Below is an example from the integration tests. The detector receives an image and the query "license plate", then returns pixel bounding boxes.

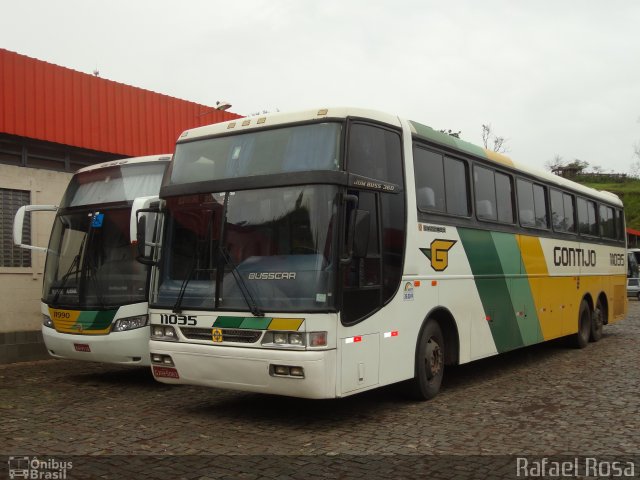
[153,366,179,379]
[73,343,91,352]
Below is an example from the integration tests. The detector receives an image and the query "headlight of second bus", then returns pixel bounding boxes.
[112,315,148,332]
[261,331,327,349]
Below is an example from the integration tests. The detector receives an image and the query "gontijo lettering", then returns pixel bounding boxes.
[553,247,596,267]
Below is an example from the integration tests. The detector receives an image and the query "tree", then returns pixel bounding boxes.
[545,154,565,172]
[481,124,508,153]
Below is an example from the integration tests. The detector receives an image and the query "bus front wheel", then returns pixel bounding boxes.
[572,300,591,349]
[410,319,444,400]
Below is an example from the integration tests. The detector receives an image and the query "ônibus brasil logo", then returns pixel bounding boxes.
[420,239,457,272]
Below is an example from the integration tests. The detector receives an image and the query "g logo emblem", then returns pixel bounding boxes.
[421,239,457,272]
[212,328,223,343]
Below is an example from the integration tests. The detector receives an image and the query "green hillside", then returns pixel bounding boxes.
[578,178,640,230]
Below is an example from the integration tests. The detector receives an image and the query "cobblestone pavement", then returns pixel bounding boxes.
[1,303,639,479]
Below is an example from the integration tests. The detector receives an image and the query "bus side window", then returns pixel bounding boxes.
[348,123,402,185]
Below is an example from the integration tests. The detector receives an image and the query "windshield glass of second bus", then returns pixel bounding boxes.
[168,123,342,185]
[43,208,148,308]
[154,185,338,312]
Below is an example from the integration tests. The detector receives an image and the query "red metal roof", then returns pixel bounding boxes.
[0,48,241,156]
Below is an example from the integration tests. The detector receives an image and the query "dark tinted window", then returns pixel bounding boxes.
[533,184,548,228]
[616,209,625,240]
[413,148,469,216]
[563,193,576,232]
[517,179,535,227]
[517,179,548,228]
[444,156,469,216]
[495,172,514,223]
[349,124,402,185]
[474,166,497,221]
[577,197,598,236]
[551,189,576,233]
[414,148,445,212]
[551,189,564,230]
[600,205,616,238]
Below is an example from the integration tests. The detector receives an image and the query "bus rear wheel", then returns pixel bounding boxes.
[590,299,604,342]
[572,300,591,349]
[410,319,444,400]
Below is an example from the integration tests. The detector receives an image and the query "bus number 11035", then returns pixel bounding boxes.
[160,314,197,326]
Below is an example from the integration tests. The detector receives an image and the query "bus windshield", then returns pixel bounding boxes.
[153,185,338,312]
[168,123,342,185]
[43,207,149,308]
[61,162,167,208]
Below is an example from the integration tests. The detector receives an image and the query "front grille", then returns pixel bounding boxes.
[180,327,263,344]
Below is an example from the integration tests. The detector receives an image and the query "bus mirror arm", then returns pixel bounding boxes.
[13,204,58,253]
[341,194,358,264]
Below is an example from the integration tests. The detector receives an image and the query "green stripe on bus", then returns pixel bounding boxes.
[239,317,272,330]
[491,232,543,346]
[213,317,244,328]
[458,228,524,352]
[77,310,117,330]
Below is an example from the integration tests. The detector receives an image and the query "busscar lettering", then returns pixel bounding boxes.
[248,272,297,280]
[553,247,597,267]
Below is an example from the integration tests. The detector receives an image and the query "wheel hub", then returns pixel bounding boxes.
[426,338,443,379]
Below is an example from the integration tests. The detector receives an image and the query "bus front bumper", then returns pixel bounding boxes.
[149,340,337,399]
[43,326,150,365]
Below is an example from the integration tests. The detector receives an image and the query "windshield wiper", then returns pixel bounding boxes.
[172,258,198,314]
[219,245,264,317]
[51,233,87,305]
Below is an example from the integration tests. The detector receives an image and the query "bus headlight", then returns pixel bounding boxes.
[42,314,54,329]
[112,315,148,332]
[262,331,328,349]
[151,325,178,341]
[288,332,304,346]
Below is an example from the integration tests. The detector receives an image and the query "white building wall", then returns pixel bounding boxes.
[0,164,71,334]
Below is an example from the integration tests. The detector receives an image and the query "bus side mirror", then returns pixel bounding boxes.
[13,204,58,253]
[135,205,161,266]
[352,210,370,258]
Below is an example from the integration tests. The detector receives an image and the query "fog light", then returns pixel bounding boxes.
[274,365,289,376]
[150,353,174,366]
[152,326,164,337]
[151,325,178,342]
[289,366,304,377]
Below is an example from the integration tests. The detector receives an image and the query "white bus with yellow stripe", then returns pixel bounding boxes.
[144,107,626,399]
[14,155,170,365]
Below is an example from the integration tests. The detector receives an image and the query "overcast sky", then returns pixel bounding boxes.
[2,0,639,173]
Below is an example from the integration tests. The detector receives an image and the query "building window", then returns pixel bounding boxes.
[0,188,31,267]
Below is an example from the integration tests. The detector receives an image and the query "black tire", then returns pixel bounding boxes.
[572,299,591,349]
[409,319,444,400]
[590,298,604,342]
[637,292,640,301]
